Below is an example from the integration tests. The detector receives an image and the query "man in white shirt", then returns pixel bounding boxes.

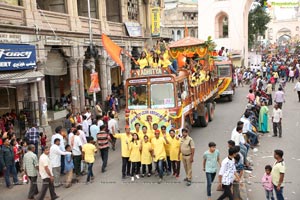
[84,108,92,125]
[108,113,119,151]
[82,115,89,137]
[90,120,100,142]
[36,146,58,200]
[274,87,285,109]
[272,104,283,138]
[72,129,83,176]
[294,79,300,102]
[77,125,87,145]
[97,115,104,128]
[50,138,71,187]
[51,126,66,174]
[231,126,243,147]
[217,148,240,200]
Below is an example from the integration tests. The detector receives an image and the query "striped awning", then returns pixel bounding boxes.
[0,70,44,85]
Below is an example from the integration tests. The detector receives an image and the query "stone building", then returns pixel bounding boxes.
[163,0,198,41]
[0,0,152,130]
[198,0,254,66]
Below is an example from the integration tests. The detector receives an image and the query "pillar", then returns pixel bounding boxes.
[67,58,80,113]
[30,82,40,126]
[77,58,85,112]
[100,52,108,103]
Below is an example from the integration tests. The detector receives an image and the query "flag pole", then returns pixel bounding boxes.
[122,49,138,64]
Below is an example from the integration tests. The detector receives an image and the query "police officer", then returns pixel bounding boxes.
[178,128,195,186]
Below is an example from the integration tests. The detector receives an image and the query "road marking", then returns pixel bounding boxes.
[261,156,273,159]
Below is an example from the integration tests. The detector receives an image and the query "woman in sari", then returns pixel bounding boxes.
[258,101,270,133]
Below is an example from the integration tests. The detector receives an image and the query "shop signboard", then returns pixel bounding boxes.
[0,44,36,71]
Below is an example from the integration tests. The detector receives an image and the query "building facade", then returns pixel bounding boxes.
[198,0,254,66]
[0,0,152,130]
[163,0,198,41]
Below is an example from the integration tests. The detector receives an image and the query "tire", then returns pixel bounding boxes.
[199,107,209,127]
[207,103,215,122]
[228,94,233,102]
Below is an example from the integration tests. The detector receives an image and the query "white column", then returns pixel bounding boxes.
[77,58,85,112]
[100,52,108,104]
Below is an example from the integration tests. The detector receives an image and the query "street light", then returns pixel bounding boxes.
[87,0,97,106]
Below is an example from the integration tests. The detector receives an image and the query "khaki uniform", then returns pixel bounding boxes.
[180,136,195,181]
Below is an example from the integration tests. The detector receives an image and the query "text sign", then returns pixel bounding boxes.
[0,44,36,71]
[135,68,163,76]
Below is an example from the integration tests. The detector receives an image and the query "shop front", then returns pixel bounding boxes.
[0,43,43,136]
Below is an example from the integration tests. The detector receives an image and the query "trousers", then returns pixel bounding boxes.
[182,155,192,180]
[28,176,39,199]
[36,178,57,200]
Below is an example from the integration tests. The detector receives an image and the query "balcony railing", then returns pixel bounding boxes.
[107,21,125,36]
[79,16,102,34]
[39,10,71,31]
[0,3,25,26]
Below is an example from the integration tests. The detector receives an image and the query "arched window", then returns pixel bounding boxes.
[190,29,195,37]
[172,30,176,41]
[177,30,181,40]
[215,12,229,38]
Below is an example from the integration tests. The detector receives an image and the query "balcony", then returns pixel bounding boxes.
[79,16,102,34]
[39,10,71,31]
[0,3,25,26]
[108,21,125,36]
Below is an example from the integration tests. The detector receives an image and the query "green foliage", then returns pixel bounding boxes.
[248,0,271,49]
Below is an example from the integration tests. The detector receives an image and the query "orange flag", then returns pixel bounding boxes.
[102,34,124,71]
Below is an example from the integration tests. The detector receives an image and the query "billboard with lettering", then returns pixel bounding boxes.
[0,44,36,71]
[151,7,160,37]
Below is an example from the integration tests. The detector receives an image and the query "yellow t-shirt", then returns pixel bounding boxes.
[129,141,141,162]
[164,134,171,156]
[151,60,161,68]
[139,132,154,142]
[271,161,286,186]
[141,141,152,165]
[137,58,149,69]
[163,50,169,60]
[169,136,181,161]
[82,143,97,163]
[138,119,153,132]
[151,137,166,162]
[113,133,132,157]
[133,129,143,139]
[160,59,171,68]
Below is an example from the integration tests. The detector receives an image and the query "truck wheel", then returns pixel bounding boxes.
[228,94,233,102]
[199,107,209,127]
[207,103,215,122]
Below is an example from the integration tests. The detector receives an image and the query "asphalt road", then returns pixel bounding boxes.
[2,82,300,200]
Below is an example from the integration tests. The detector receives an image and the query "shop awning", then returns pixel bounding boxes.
[0,70,44,85]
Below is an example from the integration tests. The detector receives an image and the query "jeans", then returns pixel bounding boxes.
[142,164,152,174]
[171,161,180,176]
[217,184,233,200]
[28,176,39,199]
[156,159,164,178]
[87,163,94,182]
[4,164,19,187]
[168,64,177,74]
[273,122,282,137]
[246,130,258,145]
[273,185,284,200]
[100,147,109,171]
[73,155,82,175]
[206,172,216,197]
[131,162,139,176]
[265,189,275,200]
[163,156,171,173]
[122,157,131,176]
[172,60,178,71]
[60,155,65,174]
[36,178,57,200]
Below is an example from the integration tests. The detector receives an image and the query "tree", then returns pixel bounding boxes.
[248,0,271,49]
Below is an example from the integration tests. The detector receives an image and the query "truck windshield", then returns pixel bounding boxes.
[151,83,175,109]
[127,85,148,109]
[217,65,231,77]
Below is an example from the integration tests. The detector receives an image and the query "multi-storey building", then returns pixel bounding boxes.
[0,0,153,129]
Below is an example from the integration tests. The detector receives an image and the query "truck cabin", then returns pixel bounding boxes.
[216,61,233,79]
[126,68,190,111]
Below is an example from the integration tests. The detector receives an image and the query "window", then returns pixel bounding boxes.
[128,84,148,109]
[37,0,67,13]
[215,12,228,38]
[217,64,231,77]
[177,30,181,40]
[0,0,22,6]
[77,0,98,18]
[151,83,175,109]
[128,0,139,21]
[106,0,121,22]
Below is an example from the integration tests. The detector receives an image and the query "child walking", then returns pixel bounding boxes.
[262,165,274,200]
[82,136,97,184]
[64,145,74,188]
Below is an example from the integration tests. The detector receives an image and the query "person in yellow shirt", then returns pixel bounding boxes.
[136,51,149,69]
[140,135,153,177]
[133,111,167,132]
[140,125,154,142]
[133,123,143,137]
[159,53,178,76]
[150,53,161,68]
[151,130,169,184]
[112,125,133,179]
[129,133,141,181]
[169,129,181,178]
[161,125,171,175]
[82,136,97,184]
